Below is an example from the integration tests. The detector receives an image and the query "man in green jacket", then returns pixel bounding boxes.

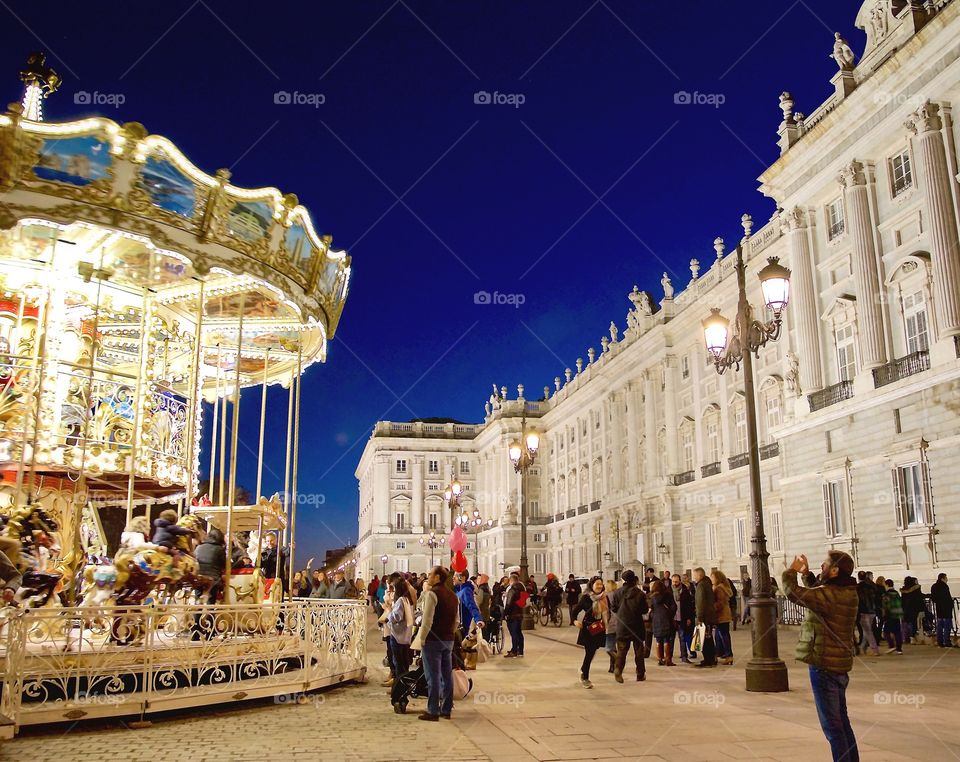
[782,551,858,762]
[693,567,717,667]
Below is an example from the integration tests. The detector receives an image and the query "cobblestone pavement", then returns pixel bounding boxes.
[4,618,958,762]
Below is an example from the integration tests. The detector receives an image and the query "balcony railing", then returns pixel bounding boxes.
[555,512,565,522]
[590,500,601,512]
[955,335,960,358]
[728,452,749,470]
[577,504,589,515]
[872,350,930,388]
[669,470,695,486]
[701,461,721,478]
[808,380,853,412]
[565,508,576,519]
[759,442,780,460]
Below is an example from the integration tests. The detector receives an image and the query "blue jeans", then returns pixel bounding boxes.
[936,617,953,647]
[808,666,858,762]
[714,622,732,658]
[507,617,524,655]
[421,639,453,717]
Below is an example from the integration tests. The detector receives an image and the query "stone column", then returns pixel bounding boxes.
[643,371,657,481]
[838,160,887,368]
[663,357,679,475]
[625,384,640,488]
[374,455,390,531]
[411,455,424,531]
[785,207,824,391]
[610,391,624,492]
[906,102,960,336]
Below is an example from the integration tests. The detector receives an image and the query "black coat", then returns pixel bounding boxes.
[930,580,954,618]
[573,593,607,647]
[610,582,649,640]
[650,591,677,638]
[195,538,226,579]
[564,579,582,605]
[151,518,192,550]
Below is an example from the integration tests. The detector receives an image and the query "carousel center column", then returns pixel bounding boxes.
[784,207,824,397]
[838,160,887,379]
[906,101,960,348]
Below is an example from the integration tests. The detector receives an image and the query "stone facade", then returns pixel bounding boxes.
[356,0,960,583]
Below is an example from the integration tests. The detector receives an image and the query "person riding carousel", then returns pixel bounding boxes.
[151,509,194,556]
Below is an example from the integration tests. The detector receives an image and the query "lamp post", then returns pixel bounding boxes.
[701,214,791,693]
[444,479,463,554]
[419,531,444,568]
[457,508,492,575]
[509,402,540,631]
[380,554,388,578]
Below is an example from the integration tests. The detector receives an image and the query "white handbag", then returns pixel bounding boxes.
[452,669,473,700]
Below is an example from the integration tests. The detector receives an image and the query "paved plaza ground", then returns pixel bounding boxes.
[4,617,958,762]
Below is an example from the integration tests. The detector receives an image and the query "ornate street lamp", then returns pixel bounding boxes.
[509,399,540,630]
[457,508,493,575]
[701,214,791,693]
[444,479,463,544]
[380,554,388,577]
[419,530,444,568]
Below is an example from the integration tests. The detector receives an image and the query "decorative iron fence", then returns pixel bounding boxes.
[872,351,929,388]
[0,599,366,730]
[808,380,853,412]
[670,470,695,485]
[728,452,749,470]
[759,442,780,460]
[701,462,721,478]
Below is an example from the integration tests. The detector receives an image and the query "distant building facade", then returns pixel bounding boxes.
[356,0,960,583]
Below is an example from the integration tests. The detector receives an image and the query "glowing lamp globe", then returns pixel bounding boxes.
[759,256,791,317]
[702,308,730,358]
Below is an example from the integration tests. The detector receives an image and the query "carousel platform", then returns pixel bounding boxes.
[0,599,367,732]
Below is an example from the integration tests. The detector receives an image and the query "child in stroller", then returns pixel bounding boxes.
[391,635,469,714]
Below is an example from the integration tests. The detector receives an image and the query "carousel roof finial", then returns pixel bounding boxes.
[19,51,60,122]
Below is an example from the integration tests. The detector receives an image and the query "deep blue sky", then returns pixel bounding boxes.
[1,1,860,568]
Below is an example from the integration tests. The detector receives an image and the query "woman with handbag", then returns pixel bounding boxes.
[573,576,609,689]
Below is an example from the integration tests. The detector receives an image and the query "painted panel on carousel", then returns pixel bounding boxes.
[284,222,315,277]
[225,200,272,243]
[204,290,283,319]
[318,255,340,297]
[105,240,191,288]
[138,155,197,218]
[32,135,111,186]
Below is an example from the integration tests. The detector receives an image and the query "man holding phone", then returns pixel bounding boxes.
[782,551,859,762]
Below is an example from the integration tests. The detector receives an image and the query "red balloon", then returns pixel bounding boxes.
[448,525,468,552]
[451,551,468,573]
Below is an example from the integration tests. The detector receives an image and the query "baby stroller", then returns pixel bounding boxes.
[391,639,469,714]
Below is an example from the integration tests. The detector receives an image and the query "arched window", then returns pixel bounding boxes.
[758,377,784,444]
[701,404,721,464]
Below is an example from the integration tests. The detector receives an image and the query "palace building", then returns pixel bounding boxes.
[356,0,960,583]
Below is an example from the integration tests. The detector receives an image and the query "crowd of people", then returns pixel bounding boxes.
[359,558,956,760]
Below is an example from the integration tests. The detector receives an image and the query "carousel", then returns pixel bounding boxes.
[0,54,366,734]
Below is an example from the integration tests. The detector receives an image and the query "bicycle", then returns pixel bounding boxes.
[486,617,504,653]
[538,600,563,627]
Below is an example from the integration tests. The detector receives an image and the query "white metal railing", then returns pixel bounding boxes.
[0,599,366,730]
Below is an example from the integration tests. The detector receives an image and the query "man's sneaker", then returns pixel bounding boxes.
[579,677,593,689]
[886,648,897,654]
[417,713,439,722]
[896,650,904,654]
[504,652,517,658]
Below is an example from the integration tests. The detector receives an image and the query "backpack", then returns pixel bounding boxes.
[517,590,529,608]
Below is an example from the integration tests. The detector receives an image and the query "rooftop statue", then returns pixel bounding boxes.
[830,32,857,71]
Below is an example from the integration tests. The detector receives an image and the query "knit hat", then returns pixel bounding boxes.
[621,569,638,584]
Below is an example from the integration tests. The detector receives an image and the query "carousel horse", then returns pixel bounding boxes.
[0,503,63,609]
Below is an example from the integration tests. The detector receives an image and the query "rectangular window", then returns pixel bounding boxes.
[734,517,747,557]
[428,514,437,529]
[836,324,856,382]
[827,199,845,239]
[681,355,690,379]
[707,421,720,463]
[459,460,470,474]
[766,396,782,430]
[770,510,783,553]
[893,462,930,528]
[706,523,718,559]
[595,410,601,429]
[428,460,439,474]
[683,526,694,561]
[427,483,440,491]
[891,150,912,197]
[903,290,929,354]
[567,547,574,573]
[821,479,846,537]
[533,532,546,543]
[682,427,695,471]
[654,530,665,565]
[395,541,406,550]
[395,512,405,529]
[534,553,546,574]
[395,459,407,474]
[734,408,748,455]
[529,500,539,516]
